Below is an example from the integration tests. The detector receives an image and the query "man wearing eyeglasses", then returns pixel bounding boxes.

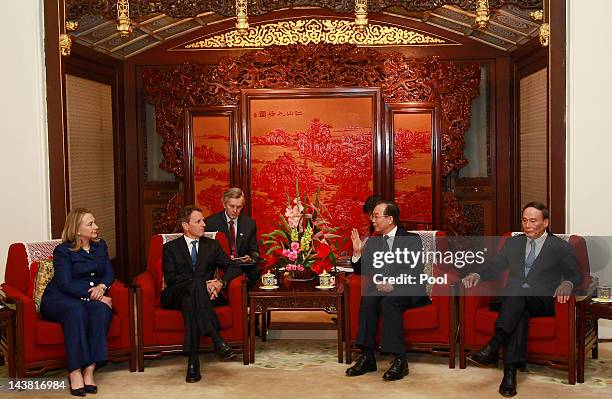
[346,200,430,381]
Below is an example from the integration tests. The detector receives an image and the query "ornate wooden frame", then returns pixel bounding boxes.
[183,106,240,205]
[385,102,442,229]
[142,43,480,233]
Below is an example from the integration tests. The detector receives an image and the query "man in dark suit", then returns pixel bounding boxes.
[205,187,261,289]
[462,202,582,397]
[161,205,241,383]
[346,200,430,381]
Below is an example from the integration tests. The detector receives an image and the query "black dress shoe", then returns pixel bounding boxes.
[467,344,499,367]
[383,357,409,381]
[345,353,377,376]
[68,380,86,397]
[215,342,237,360]
[84,384,98,394]
[186,363,201,383]
[499,365,517,397]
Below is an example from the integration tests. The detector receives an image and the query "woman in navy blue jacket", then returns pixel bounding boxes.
[40,208,114,396]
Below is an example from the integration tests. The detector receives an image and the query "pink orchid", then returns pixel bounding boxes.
[290,242,300,251]
[287,251,298,261]
[297,265,305,271]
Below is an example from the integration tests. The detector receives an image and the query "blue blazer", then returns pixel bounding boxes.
[43,239,115,300]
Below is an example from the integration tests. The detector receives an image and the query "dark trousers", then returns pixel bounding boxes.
[161,278,224,364]
[241,265,261,290]
[492,295,555,365]
[356,294,430,357]
[41,294,113,372]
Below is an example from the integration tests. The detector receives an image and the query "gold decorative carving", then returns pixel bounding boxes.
[180,19,454,50]
[235,0,249,35]
[539,22,549,47]
[354,0,368,31]
[117,0,132,37]
[65,21,79,31]
[59,34,72,56]
[475,0,490,29]
[530,10,543,21]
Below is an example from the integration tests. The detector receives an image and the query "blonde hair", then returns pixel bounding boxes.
[61,208,100,251]
[222,187,244,204]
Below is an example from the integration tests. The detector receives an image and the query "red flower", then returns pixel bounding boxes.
[312,258,333,274]
[314,241,331,258]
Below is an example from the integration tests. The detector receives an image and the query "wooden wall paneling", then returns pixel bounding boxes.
[548,0,566,232]
[44,0,68,238]
[495,55,513,234]
[122,61,144,279]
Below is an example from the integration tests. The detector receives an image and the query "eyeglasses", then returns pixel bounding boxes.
[371,214,390,220]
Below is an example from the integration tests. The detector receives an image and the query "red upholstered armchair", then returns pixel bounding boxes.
[345,231,458,367]
[0,240,136,377]
[134,233,248,371]
[459,233,596,384]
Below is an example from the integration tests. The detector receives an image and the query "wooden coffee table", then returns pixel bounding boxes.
[247,275,347,364]
[576,298,609,383]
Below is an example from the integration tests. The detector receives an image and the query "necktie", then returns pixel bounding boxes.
[383,235,391,252]
[524,239,536,277]
[190,240,198,270]
[229,219,237,258]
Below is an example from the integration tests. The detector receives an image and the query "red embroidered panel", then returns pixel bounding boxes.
[393,113,433,225]
[192,115,231,216]
[249,96,375,253]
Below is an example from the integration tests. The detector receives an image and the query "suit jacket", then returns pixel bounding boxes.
[352,227,429,299]
[205,211,260,262]
[479,233,582,297]
[43,239,114,300]
[160,235,241,308]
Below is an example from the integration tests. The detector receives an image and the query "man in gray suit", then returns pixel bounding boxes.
[462,202,582,397]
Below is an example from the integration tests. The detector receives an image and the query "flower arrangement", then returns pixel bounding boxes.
[261,181,341,276]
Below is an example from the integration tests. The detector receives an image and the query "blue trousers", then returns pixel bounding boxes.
[41,294,113,372]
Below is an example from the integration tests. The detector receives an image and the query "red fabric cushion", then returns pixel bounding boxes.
[403,304,439,330]
[35,315,122,345]
[153,306,233,332]
[473,308,556,340]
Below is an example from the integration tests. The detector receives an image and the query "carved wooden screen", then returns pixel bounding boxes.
[142,44,481,235]
[242,88,382,252]
[184,107,238,217]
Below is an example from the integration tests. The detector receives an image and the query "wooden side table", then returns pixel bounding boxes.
[0,300,16,377]
[576,298,609,383]
[247,275,346,364]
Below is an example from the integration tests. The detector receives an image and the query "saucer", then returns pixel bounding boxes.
[260,285,279,290]
[315,285,335,290]
[592,297,612,303]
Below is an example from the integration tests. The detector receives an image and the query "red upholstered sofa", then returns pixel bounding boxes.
[134,233,248,371]
[459,233,596,384]
[345,231,458,367]
[0,240,136,377]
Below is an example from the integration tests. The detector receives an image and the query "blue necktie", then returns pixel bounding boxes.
[190,240,198,270]
[522,239,536,288]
